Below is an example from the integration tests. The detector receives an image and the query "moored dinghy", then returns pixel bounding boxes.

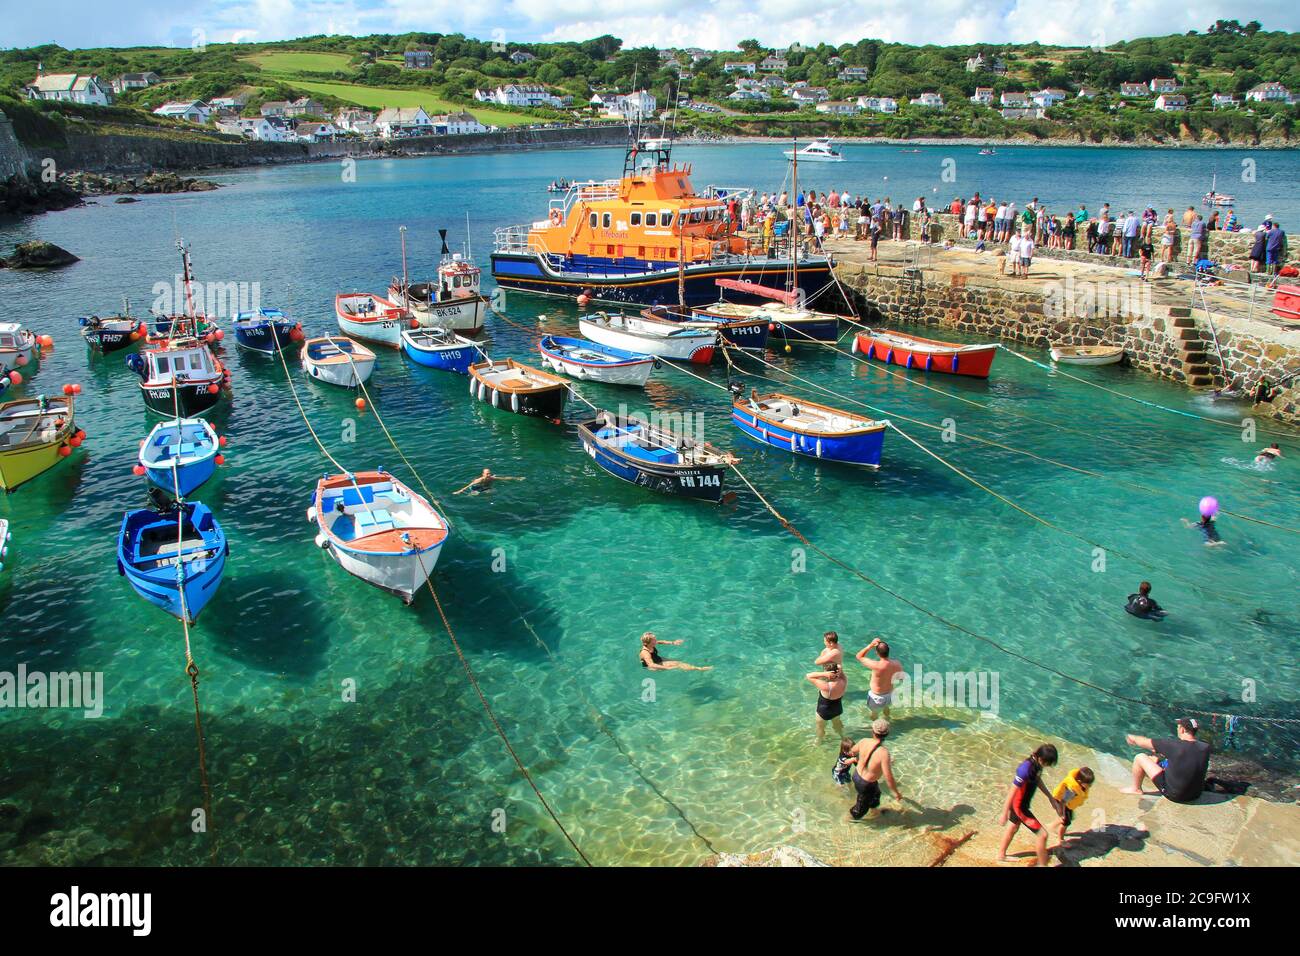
[335,292,410,349]
[0,323,40,374]
[309,470,449,603]
[642,305,769,351]
[137,418,221,497]
[1049,344,1125,366]
[400,327,487,374]
[854,329,998,378]
[468,358,568,419]
[538,335,655,387]
[730,388,889,468]
[578,409,737,501]
[578,311,716,364]
[0,395,80,491]
[117,500,228,623]
[301,336,376,387]
[80,314,147,354]
[232,307,302,354]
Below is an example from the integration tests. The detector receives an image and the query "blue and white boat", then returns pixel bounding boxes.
[642,306,770,351]
[138,418,220,497]
[232,308,301,354]
[577,410,736,501]
[538,335,655,387]
[730,390,888,468]
[400,327,486,374]
[117,501,228,623]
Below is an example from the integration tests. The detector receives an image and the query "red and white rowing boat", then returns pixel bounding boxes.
[853,329,998,378]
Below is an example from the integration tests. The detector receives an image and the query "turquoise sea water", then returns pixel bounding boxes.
[0,143,1297,866]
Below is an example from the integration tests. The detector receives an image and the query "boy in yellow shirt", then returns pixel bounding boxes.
[1051,766,1094,847]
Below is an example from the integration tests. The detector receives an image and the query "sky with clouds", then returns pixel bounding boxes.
[4,0,1297,51]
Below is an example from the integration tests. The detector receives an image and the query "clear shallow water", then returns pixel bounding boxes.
[0,144,1297,866]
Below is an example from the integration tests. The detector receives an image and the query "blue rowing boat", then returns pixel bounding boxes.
[117,501,228,623]
[138,418,220,497]
[538,335,655,387]
[730,390,888,468]
[232,308,301,354]
[577,410,737,501]
[399,327,486,374]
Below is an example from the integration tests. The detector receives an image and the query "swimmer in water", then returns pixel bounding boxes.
[1125,581,1167,619]
[1180,513,1226,547]
[454,468,526,494]
[638,632,712,671]
[1255,443,1282,465]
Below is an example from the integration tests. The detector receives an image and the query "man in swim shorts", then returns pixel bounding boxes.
[997,744,1059,866]
[855,637,902,720]
[847,718,901,819]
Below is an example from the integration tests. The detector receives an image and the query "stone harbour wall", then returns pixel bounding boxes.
[835,260,1300,424]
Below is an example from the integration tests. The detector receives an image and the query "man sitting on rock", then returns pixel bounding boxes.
[1121,718,1211,803]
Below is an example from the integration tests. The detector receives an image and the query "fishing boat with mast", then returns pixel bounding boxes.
[388,226,489,334]
[491,130,832,307]
[232,307,303,354]
[690,141,843,345]
[1202,173,1235,207]
[640,305,770,351]
[80,302,147,355]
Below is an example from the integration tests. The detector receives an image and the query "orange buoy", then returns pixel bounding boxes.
[62,384,74,396]
[219,435,228,447]
[58,445,71,458]
[39,334,54,348]
[132,464,146,476]
[208,383,220,394]
[355,397,367,411]
[71,383,82,395]
[69,435,83,448]
[7,371,21,386]
[214,329,225,341]
[576,294,591,307]
[215,454,226,466]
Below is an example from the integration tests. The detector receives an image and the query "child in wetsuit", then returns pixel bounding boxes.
[832,738,854,786]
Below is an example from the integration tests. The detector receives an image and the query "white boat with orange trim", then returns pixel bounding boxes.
[302,336,376,387]
[335,293,412,349]
[309,469,449,603]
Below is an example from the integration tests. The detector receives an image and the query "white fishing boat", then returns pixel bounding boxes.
[335,292,410,348]
[579,312,716,364]
[309,469,449,603]
[783,138,844,163]
[1049,345,1125,366]
[301,336,376,387]
[388,226,489,333]
[0,322,39,374]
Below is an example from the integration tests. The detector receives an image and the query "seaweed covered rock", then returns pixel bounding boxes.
[0,240,80,269]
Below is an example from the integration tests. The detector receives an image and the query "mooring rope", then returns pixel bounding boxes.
[725,462,1300,729]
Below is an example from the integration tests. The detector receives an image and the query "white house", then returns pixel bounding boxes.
[111,72,160,94]
[153,100,211,123]
[25,72,112,106]
[607,90,657,120]
[295,122,338,142]
[1032,88,1068,108]
[723,61,757,75]
[727,89,770,102]
[1211,93,1238,109]
[857,96,898,114]
[1000,91,1031,108]
[208,96,246,110]
[509,51,536,64]
[734,77,763,91]
[790,87,830,105]
[430,111,487,135]
[261,101,290,117]
[1154,93,1187,112]
[375,106,433,138]
[760,74,787,89]
[760,55,788,72]
[1246,82,1291,103]
[334,108,376,131]
[229,117,286,141]
[970,87,994,105]
[1149,78,1179,94]
[1119,83,1148,97]
[910,92,944,108]
[1076,87,1099,99]
[285,97,324,117]
[815,100,861,116]
[965,54,1007,74]
[480,85,562,108]
[1001,106,1045,120]
[838,67,871,82]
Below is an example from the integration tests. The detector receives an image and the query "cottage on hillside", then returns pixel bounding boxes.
[25,71,112,106]
[152,100,210,123]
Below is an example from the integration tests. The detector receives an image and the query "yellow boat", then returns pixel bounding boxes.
[0,396,76,491]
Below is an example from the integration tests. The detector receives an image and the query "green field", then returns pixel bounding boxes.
[286,79,538,126]
[244,50,356,74]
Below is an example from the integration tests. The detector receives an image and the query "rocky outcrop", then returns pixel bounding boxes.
[0,174,83,216]
[62,170,219,195]
[0,241,79,269]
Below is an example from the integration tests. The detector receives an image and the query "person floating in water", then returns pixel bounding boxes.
[454,468,526,494]
[997,743,1059,867]
[806,661,847,743]
[1255,443,1283,465]
[638,632,711,671]
[1181,513,1225,547]
[1125,581,1167,619]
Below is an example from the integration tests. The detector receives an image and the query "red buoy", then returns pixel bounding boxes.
[208,383,220,394]
[215,454,226,466]
[7,371,21,386]
[71,383,82,395]
[132,464,146,476]
[219,435,228,447]
[355,397,367,411]
[40,334,54,347]
[58,446,71,458]
[62,384,74,396]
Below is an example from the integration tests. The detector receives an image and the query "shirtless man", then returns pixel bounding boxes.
[847,719,902,820]
[454,468,525,494]
[855,638,903,720]
[815,630,843,668]
[639,632,711,672]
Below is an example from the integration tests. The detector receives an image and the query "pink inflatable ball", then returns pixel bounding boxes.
[1198,496,1219,519]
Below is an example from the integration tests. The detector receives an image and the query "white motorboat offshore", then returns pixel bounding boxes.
[578,312,716,364]
[310,470,449,603]
[302,336,377,387]
[783,138,844,162]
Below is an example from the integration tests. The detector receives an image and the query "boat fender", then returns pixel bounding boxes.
[477,380,486,402]
[925,355,934,370]
[905,353,914,369]
[469,375,475,396]
[306,506,317,523]
[491,387,499,408]
[951,354,959,373]
[851,337,860,354]
[884,349,894,365]
[816,438,823,458]
[511,392,520,413]
[314,533,329,549]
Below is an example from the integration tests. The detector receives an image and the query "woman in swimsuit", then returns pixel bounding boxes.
[639,632,711,671]
[806,662,847,742]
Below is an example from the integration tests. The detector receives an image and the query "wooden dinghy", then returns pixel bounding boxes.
[853,329,998,378]
[1049,345,1125,366]
[468,358,568,419]
[0,395,79,491]
[731,389,888,468]
[301,336,376,387]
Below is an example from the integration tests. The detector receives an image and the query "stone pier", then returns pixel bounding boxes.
[828,237,1300,426]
